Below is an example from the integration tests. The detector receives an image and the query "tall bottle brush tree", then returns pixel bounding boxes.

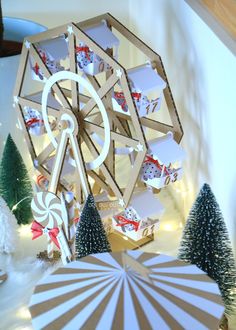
[178,183,236,313]
[75,194,111,259]
[0,134,33,224]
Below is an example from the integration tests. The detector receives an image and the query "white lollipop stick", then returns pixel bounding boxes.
[47,236,54,259]
[57,229,72,264]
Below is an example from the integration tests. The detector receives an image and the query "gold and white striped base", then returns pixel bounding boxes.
[29,251,224,330]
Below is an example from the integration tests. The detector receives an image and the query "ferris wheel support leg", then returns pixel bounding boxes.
[70,133,91,199]
[75,180,83,206]
[48,131,69,194]
[92,170,103,195]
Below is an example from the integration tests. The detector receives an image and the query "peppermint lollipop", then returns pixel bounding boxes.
[31,192,72,262]
[31,192,63,259]
[31,192,63,228]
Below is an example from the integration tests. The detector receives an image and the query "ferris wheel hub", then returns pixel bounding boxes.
[57,111,79,135]
[58,120,69,131]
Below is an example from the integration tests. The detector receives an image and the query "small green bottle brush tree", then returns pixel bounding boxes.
[178,183,236,313]
[0,134,33,225]
[75,194,111,259]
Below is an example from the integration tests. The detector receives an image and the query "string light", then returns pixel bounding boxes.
[11,196,32,211]
[161,222,180,232]
[162,223,175,231]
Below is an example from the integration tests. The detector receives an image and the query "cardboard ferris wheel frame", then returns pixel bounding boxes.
[13,13,184,261]
[14,13,183,202]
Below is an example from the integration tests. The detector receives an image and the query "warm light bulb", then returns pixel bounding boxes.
[123,236,129,240]
[18,224,32,238]
[16,306,31,320]
[162,223,175,231]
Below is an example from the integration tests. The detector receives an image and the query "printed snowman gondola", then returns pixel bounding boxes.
[141,132,186,189]
[30,36,68,81]
[76,20,119,75]
[112,190,164,241]
[112,63,166,117]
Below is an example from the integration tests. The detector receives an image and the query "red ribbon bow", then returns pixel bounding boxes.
[33,63,40,75]
[31,220,60,249]
[114,92,141,110]
[73,217,80,224]
[41,52,47,64]
[115,215,140,232]
[131,92,142,101]
[76,46,91,60]
[144,155,170,176]
[26,117,43,127]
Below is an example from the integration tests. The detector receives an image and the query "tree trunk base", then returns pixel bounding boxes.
[219,314,228,330]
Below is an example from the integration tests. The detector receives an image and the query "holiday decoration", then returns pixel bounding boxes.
[0,196,19,254]
[75,194,111,259]
[31,220,60,257]
[141,132,186,189]
[23,107,44,136]
[76,20,119,75]
[0,134,33,225]
[0,270,7,284]
[113,64,166,117]
[13,13,185,262]
[31,192,72,262]
[30,36,67,81]
[31,191,63,228]
[178,183,236,313]
[112,189,164,241]
[29,251,224,330]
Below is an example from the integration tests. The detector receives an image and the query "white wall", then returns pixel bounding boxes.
[127,0,236,251]
[2,0,236,250]
[2,0,130,28]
